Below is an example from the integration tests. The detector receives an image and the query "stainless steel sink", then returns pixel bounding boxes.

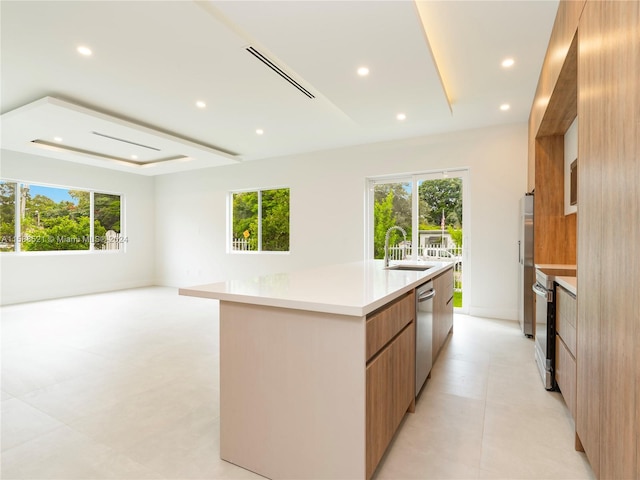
[386,264,435,271]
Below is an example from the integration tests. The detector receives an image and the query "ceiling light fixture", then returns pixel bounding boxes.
[357,66,370,77]
[256,129,264,135]
[501,58,515,68]
[131,154,138,160]
[54,136,63,142]
[196,100,206,109]
[77,45,92,56]
[396,113,407,121]
[500,103,511,111]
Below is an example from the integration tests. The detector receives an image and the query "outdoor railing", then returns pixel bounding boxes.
[387,244,463,293]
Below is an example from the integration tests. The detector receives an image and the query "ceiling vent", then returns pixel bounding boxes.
[246,46,315,99]
[91,131,161,151]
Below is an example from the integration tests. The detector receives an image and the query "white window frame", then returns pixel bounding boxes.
[227,186,290,254]
[0,179,125,254]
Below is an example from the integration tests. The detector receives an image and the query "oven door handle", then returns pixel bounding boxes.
[532,283,550,301]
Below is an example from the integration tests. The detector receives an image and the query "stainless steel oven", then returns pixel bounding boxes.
[533,265,577,390]
[533,270,555,390]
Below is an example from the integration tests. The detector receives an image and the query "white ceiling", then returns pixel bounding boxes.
[0,0,558,176]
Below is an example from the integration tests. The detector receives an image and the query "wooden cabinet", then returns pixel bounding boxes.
[555,285,577,420]
[365,291,415,479]
[556,286,577,356]
[576,2,640,478]
[529,1,640,476]
[366,291,414,361]
[432,267,454,362]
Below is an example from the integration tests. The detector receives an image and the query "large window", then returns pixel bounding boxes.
[0,180,123,252]
[368,170,468,311]
[230,187,290,252]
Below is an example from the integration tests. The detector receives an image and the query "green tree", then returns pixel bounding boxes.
[374,191,395,259]
[261,189,289,251]
[418,178,462,228]
[374,183,411,231]
[447,226,463,248]
[94,193,121,232]
[22,216,95,251]
[69,190,90,219]
[0,182,16,250]
[232,192,259,249]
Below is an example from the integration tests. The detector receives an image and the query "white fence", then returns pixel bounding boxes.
[388,244,463,293]
[387,244,462,262]
[232,238,258,251]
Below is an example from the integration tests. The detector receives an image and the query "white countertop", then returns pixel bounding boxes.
[179,259,453,317]
[556,276,577,296]
[535,263,577,270]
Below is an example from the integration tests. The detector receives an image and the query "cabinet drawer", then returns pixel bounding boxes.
[436,268,454,302]
[366,322,415,479]
[366,291,414,361]
[556,286,577,356]
[556,335,577,420]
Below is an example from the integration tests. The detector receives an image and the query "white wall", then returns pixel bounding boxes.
[155,123,528,321]
[0,150,155,305]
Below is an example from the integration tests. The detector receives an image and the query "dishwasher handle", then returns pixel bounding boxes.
[418,289,436,302]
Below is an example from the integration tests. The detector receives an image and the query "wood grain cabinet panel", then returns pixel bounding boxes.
[576,1,640,477]
[556,335,577,420]
[366,291,414,361]
[366,322,415,479]
[556,286,577,356]
[433,268,454,362]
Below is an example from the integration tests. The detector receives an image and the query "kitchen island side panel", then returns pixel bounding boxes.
[219,301,366,479]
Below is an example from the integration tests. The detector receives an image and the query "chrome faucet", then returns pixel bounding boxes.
[384,226,407,268]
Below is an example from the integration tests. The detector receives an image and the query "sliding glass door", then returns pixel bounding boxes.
[368,169,468,312]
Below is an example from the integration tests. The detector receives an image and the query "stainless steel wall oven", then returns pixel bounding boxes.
[533,265,576,390]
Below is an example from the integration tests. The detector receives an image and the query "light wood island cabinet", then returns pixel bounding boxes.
[180,260,454,480]
[433,267,454,362]
[365,291,416,479]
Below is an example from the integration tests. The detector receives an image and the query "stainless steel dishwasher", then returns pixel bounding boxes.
[415,280,435,396]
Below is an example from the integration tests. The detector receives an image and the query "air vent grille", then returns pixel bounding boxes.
[92,131,161,151]
[246,46,315,99]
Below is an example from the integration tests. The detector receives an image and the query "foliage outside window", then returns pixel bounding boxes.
[372,178,463,259]
[372,175,464,309]
[231,188,289,252]
[0,180,123,252]
[373,183,412,259]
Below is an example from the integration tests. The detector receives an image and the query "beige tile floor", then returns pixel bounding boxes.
[1,287,595,479]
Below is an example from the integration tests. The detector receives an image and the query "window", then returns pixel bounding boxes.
[231,188,289,252]
[0,181,16,252]
[0,180,123,253]
[368,170,468,312]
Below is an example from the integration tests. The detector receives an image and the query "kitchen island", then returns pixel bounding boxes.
[180,259,454,480]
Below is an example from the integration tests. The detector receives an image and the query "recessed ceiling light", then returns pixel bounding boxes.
[196,100,206,109]
[131,154,138,160]
[501,58,515,68]
[256,129,264,135]
[396,113,407,121]
[500,103,511,111]
[53,136,63,142]
[357,66,370,76]
[77,45,92,56]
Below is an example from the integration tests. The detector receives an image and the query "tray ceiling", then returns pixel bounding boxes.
[0,1,559,175]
